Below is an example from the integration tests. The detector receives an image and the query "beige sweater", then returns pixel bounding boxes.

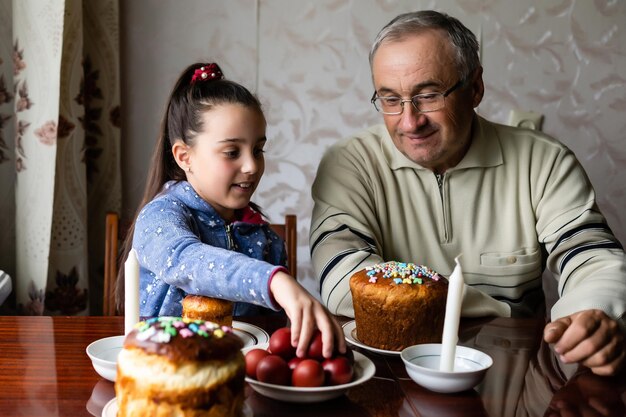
[310,115,626,329]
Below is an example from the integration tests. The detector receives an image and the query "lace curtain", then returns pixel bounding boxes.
[0,0,121,315]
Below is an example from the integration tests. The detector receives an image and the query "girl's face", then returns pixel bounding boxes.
[184,103,267,222]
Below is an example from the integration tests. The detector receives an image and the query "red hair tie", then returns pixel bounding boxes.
[191,63,224,83]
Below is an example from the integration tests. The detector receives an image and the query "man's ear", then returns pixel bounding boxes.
[470,66,484,108]
[171,140,192,172]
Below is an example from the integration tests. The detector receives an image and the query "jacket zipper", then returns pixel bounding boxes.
[225,224,235,250]
[435,173,450,242]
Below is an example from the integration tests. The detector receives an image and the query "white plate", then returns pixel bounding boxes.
[102,398,253,417]
[243,343,376,403]
[233,321,269,348]
[342,320,402,356]
[102,397,116,417]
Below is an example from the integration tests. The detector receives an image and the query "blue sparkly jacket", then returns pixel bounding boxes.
[133,181,286,318]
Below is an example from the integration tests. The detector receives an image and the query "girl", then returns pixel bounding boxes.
[116,62,344,358]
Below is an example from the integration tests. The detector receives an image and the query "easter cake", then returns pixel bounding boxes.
[115,316,245,417]
[182,294,234,327]
[349,261,448,351]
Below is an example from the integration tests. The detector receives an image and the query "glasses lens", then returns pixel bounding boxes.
[413,94,444,113]
[375,97,402,114]
[372,90,450,114]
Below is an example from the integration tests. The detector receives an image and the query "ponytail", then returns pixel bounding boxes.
[114,62,264,311]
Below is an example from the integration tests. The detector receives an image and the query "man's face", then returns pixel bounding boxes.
[371,30,483,173]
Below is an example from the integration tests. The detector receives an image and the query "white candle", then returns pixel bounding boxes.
[439,255,465,371]
[124,249,140,335]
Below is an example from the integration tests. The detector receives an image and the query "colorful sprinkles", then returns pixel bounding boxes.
[365,261,440,285]
[134,316,233,344]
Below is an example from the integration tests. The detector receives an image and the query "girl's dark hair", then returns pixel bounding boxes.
[115,63,264,311]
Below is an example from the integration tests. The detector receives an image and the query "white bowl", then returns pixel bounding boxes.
[243,343,376,402]
[401,343,492,393]
[86,335,125,382]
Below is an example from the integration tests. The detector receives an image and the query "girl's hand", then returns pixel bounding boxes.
[269,271,346,358]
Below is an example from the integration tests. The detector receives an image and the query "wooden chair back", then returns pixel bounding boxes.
[270,214,298,280]
[103,212,119,316]
[103,212,298,316]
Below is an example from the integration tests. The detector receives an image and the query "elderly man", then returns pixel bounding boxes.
[310,10,625,375]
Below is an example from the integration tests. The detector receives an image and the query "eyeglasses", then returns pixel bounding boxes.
[371,79,464,115]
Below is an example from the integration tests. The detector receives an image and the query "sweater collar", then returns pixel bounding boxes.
[383,114,503,171]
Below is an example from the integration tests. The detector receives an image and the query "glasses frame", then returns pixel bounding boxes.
[371,79,465,115]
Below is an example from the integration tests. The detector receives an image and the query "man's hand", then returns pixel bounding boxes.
[544,309,626,376]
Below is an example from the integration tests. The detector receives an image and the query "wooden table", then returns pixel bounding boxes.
[0,315,624,417]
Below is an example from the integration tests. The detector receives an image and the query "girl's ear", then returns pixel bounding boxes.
[171,140,192,172]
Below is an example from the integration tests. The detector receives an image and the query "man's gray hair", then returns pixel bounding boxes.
[369,10,480,82]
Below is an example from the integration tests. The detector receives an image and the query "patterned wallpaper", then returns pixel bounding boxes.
[121,0,626,296]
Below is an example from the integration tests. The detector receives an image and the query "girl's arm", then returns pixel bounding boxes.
[134,199,280,309]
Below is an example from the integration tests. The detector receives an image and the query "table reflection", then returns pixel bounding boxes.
[1,315,623,417]
[460,317,626,417]
[545,371,626,417]
[87,379,115,417]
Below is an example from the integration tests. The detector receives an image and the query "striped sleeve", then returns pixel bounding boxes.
[310,139,386,317]
[310,216,382,316]
[537,150,626,330]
